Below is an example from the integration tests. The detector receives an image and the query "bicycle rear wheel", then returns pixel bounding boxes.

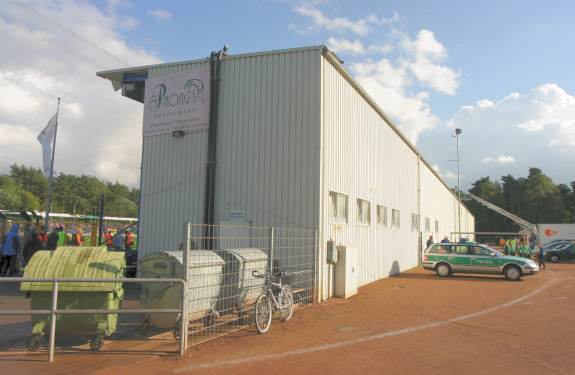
[254,294,272,334]
[279,286,293,322]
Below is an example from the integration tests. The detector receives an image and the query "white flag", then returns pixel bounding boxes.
[37,113,58,177]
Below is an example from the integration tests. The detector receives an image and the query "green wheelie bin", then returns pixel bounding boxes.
[20,246,125,351]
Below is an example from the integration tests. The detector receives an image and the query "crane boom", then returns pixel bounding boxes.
[463,193,536,232]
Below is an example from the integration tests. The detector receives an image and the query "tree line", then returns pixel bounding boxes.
[1,165,573,228]
[0,165,139,217]
[466,167,575,232]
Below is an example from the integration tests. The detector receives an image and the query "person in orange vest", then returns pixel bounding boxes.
[498,237,506,251]
[37,225,48,247]
[124,230,134,251]
[104,230,113,250]
[70,228,84,246]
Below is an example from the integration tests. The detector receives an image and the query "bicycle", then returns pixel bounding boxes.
[251,270,294,334]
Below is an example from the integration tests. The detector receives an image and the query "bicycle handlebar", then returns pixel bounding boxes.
[251,270,287,279]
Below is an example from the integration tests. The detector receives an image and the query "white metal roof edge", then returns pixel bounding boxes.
[96,45,326,80]
[321,48,471,213]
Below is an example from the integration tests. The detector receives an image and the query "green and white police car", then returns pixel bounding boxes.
[423,242,539,281]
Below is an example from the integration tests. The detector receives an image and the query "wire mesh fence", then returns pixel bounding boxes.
[139,224,318,347]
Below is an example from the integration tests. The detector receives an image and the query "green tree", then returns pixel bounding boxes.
[467,168,574,232]
[468,177,507,232]
[9,164,48,199]
[0,176,41,210]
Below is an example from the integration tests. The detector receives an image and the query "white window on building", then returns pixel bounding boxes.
[391,209,400,228]
[411,213,420,232]
[425,217,431,232]
[357,198,371,225]
[329,191,348,222]
[434,220,439,233]
[377,205,387,227]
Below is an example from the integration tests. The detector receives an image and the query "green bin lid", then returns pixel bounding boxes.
[20,246,125,292]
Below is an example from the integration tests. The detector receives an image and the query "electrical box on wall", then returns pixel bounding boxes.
[327,240,338,264]
[334,245,358,298]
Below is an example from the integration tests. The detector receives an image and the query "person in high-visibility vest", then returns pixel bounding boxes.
[104,231,113,250]
[505,239,513,255]
[510,238,518,256]
[498,238,506,252]
[56,226,66,246]
[124,230,134,251]
[524,244,532,259]
[518,241,526,257]
[71,229,84,246]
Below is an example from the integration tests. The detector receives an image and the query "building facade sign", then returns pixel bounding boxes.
[143,66,210,137]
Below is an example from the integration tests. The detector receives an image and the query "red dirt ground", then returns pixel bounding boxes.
[2,264,575,374]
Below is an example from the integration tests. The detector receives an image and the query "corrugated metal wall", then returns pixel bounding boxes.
[319,53,475,299]
[138,48,322,257]
[320,55,419,297]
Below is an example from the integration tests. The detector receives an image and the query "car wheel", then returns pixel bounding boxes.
[550,254,560,263]
[435,263,451,277]
[504,265,521,281]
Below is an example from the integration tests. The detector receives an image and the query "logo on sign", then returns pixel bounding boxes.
[148,79,204,112]
[143,67,210,137]
[544,229,557,237]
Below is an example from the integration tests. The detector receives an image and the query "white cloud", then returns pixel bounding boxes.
[327,37,365,55]
[0,0,161,186]
[402,30,460,95]
[431,164,457,181]
[348,29,460,142]
[448,84,575,150]
[366,12,401,26]
[353,58,439,143]
[482,155,515,164]
[293,5,369,35]
[146,9,172,21]
[445,171,458,180]
[367,44,393,54]
[402,29,446,59]
[120,16,139,29]
[292,5,399,36]
[418,83,575,187]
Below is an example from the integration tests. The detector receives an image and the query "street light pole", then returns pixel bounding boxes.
[453,128,462,237]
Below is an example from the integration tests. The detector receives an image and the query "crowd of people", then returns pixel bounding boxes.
[0,221,136,277]
[499,237,545,269]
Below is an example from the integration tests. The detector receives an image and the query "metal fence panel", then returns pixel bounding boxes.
[184,224,318,346]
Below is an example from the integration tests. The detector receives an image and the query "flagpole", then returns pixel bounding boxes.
[44,97,61,231]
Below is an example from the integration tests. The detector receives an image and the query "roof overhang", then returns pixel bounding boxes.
[96,45,326,103]
[97,67,150,103]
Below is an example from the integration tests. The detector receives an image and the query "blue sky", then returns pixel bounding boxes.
[111,0,575,117]
[1,0,574,187]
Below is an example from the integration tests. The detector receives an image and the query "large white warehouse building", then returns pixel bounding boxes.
[98,45,474,300]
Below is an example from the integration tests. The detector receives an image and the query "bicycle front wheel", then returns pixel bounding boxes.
[254,294,272,334]
[279,286,294,322]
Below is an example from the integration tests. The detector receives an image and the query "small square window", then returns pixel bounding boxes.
[411,213,420,232]
[329,191,348,222]
[391,209,400,228]
[357,199,371,225]
[377,205,388,227]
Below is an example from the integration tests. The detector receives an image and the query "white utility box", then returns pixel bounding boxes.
[334,245,357,298]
